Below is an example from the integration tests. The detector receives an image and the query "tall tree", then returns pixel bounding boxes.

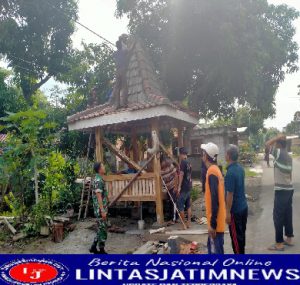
[59,43,115,112]
[212,107,265,134]
[0,67,26,117]
[0,0,78,103]
[116,0,299,119]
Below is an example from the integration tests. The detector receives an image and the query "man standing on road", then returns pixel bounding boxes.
[202,143,226,254]
[266,135,294,251]
[225,145,248,254]
[178,147,192,229]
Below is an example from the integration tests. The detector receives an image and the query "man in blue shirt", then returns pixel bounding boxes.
[225,145,248,254]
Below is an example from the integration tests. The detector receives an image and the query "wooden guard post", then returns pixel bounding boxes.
[152,119,164,225]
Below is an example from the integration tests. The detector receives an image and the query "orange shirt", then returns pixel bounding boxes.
[205,164,226,233]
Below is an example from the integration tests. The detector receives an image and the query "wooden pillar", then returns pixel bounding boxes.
[151,119,164,225]
[184,127,192,154]
[131,128,139,162]
[95,127,104,162]
[178,125,184,148]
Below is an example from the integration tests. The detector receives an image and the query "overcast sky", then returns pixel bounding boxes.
[48,0,300,130]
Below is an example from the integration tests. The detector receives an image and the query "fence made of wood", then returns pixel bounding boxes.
[104,173,157,202]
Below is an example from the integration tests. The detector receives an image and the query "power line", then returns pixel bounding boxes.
[42,0,116,48]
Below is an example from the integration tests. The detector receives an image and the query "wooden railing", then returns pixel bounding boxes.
[103,173,157,202]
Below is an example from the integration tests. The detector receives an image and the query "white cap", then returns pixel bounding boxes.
[201,142,219,160]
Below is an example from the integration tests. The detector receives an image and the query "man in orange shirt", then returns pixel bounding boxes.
[201,143,226,254]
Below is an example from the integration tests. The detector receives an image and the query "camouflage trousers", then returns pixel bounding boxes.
[94,217,108,248]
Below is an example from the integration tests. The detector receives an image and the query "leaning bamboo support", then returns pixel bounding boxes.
[160,176,187,230]
[159,142,179,167]
[109,154,155,207]
[103,138,144,172]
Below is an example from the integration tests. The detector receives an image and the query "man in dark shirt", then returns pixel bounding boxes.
[178,147,192,229]
[110,35,133,108]
[225,145,248,254]
[161,158,178,224]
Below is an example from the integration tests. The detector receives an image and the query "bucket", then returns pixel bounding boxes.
[40,226,50,236]
[138,220,145,230]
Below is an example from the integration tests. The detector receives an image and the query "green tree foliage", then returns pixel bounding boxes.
[59,43,115,111]
[212,107,265,134]
[0,0,78,103]
[264,127,280,141]
[116,0,299,118]
[286,121,300,135]
[0,108,56,205]
[0,68,26,117]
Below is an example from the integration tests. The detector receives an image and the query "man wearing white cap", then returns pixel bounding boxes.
[201,143,226,254]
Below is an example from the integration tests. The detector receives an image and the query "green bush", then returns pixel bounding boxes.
[25,198,51,236]
[191,186,200,202]
[239,143,256,166]
[291,146,300,156]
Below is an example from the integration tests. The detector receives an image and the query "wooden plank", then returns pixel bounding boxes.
[3,218,17,235]
[133,241,156,254]
[103,173,155,182]
[165,230,230,235]
[149,227,166,235]
[53,216,70,223]
[13,232,27,242]
[152,119,164,225]
[0,216,15,220]
[108,154,155,207]
[95,127,104,162]
[107,196,157,202]
[131,128,139,162]
[178,125,184,148]
[103,138,144,172]
[133,180,137,196]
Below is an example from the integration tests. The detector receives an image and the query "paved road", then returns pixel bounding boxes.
[246,157,300,254]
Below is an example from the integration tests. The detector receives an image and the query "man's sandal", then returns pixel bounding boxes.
[268,244,285,251]
[284,241,294,247]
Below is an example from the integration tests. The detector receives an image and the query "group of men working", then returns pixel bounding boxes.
[89,134,294,255]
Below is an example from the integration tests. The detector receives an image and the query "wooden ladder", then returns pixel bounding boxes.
[78,178,92,220]
[78,133,93,220]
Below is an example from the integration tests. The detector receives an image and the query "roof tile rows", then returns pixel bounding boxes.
[68,38,197,124]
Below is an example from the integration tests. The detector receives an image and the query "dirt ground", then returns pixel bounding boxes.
[0,175,262,254]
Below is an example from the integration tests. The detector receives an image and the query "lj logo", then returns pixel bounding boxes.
[0,259,69,285]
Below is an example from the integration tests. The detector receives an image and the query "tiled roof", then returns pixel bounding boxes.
[68,37,198,124]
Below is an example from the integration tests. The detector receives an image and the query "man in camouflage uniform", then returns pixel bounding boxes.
[90,162,108,254]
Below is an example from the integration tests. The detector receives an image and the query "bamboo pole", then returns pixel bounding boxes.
[159,142,179,167]
[108,154,155,207]
[160,176,187,230]
[95,127,104,162]
[151,119,164,225]
[103,138,144,172]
